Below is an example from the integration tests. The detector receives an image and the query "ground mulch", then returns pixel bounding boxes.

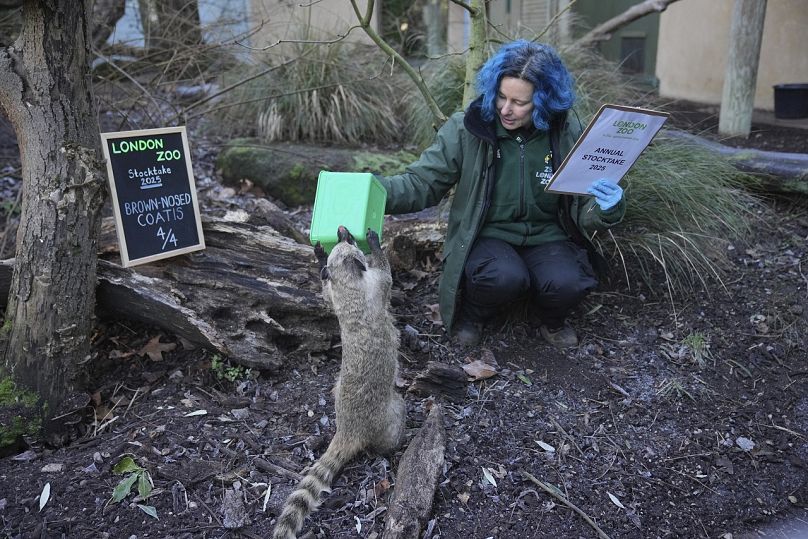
[0,101,807,539]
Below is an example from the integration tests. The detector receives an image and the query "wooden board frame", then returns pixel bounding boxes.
[100,126,205,267]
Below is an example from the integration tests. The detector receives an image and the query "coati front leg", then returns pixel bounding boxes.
[365,228,393,305]
[314,241,328,281]
[365,228,389,273]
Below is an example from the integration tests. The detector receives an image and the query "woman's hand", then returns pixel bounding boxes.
[587,179,623,211]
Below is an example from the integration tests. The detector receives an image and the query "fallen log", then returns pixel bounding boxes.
[96,217,336,371]
[383,404,446,539]
[660,129,808,194]
[0,209,444,372]
[408,361,468,402]
[1,217,336,372]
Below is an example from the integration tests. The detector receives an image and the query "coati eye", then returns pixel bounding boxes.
[320,266,330,280]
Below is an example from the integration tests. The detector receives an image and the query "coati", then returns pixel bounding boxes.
[272,226,405,539]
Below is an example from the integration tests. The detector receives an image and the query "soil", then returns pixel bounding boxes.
[1,105,808,539]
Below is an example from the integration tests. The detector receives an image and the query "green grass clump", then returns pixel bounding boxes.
[595,138,760,295]
[256,43,403,145]
[207,41,403,144]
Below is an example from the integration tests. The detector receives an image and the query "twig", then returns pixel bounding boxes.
[550,417,585,457]
[194,493,224,527]
[534,0,578,41]
[521,470,612,539]
[667,467,721,496]
[254,458,303,482]
[608,381,631,399]
[755,422,806,440]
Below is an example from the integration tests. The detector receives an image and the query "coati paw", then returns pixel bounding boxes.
[366,229,381,251]
[314,242,328,279]
[314,241,327,261]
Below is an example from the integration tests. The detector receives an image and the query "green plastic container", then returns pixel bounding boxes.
[309,171,387,254]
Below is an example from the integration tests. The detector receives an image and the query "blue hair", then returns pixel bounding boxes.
[476,40,575,130]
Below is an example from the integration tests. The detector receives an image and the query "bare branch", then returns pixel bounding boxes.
[349,0,447,126]
[577,0,682,45]
[172,50,316,122]
[533,0,578,41]
[91,49,169,123]
[234,25,362,51]
[447,0,477,15]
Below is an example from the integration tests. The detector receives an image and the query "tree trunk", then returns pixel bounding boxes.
[718,0,767,138]
[138,0,202,52]
[462,0,487,107]
[0,1,105,423]
[424,0,446,56]
[92,0,126,49]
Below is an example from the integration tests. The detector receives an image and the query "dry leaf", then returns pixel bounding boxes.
[607,491,626,509]
[39,483,51,512]
[262,484,272,512]
[426,304,443,325]
[479,348,498,366]
[536,440,556,452]
[481,467,497,488]
[138,336,176,361]
[374,478,391,497]
[463,360,498,381]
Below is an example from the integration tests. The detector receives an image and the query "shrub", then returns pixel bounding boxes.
[257,43,403,145]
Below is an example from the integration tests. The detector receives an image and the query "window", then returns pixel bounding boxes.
[620,35,646,74]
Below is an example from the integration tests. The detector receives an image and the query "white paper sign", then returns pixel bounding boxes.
[545,104,668,195]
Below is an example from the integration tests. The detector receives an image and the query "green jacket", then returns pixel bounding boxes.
[377,97,625,331]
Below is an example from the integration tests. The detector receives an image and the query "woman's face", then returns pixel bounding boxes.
[496,76,535,130]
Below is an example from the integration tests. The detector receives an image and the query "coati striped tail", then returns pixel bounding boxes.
[271,440,357,539]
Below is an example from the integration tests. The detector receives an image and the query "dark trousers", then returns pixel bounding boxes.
[461,238,598,328]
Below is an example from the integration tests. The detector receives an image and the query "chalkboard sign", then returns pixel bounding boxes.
[100,126,205,267]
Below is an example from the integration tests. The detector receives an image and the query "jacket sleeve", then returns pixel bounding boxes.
[376,114,465,215]
[576,195,626,236]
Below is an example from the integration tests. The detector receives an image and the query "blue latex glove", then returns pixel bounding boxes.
[587,179,623,211]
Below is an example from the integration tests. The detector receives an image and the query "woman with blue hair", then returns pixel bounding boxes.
[377,40,625,349]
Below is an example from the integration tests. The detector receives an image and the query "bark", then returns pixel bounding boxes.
[138,0,202,53]
[2,218,334,371]
[424,0,446,56]
[383,404,446,539]
[96,218,335,371]
[92,0,126,49]
[577,0,682,45]
[409,361,468,402]
[0,2,106,420]
[462,0,487,107]
[718,0,767,138]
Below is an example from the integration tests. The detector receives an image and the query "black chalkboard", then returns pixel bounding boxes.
[101,126,205,267]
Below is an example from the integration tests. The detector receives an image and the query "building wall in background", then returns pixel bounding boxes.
[656,0,808,110]
[575,0,660,84]
[111,0,249,47]
[248,0,378,53]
